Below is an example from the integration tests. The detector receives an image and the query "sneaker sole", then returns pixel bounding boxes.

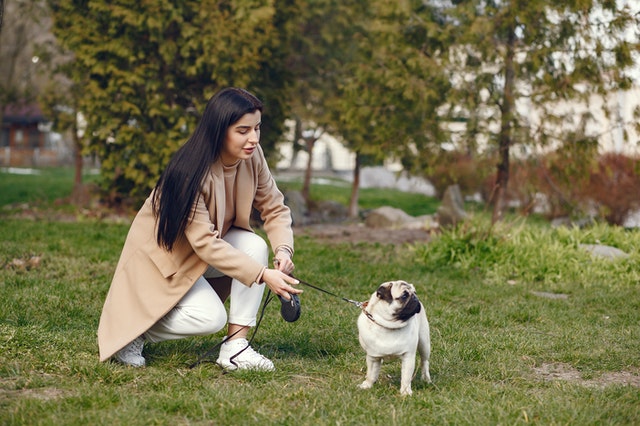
[216,359,274,371]
[114,355,146,367]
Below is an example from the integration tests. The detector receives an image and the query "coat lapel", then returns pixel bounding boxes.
[210,162,226,230]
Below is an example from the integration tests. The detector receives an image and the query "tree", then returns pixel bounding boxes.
[434,0,640,223]
[284,0,354,205]
[326,0,450,217]
[0,1,51,128]
[48,0,296,205]
[40,73,89,203]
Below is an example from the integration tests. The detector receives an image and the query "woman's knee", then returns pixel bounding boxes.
[145,304,227,342]
[226,229,268,264]
[246,233,268,263]
[191,307,227,335]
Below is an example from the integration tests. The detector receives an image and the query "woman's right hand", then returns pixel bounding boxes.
[261,269,302,300]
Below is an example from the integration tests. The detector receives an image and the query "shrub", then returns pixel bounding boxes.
[484,150,640,226]
[426,151,494,198]
[582,153,640,226]
[492,146,596,219]
[415,214,640,288]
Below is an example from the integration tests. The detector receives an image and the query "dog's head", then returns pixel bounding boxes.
[369,280,421,322]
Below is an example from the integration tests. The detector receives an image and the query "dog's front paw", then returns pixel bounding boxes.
[358,380,373,390]
[400,385,413,396]
[422,370,432,383]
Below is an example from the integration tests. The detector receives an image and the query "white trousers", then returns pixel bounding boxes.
[145,228,268,343]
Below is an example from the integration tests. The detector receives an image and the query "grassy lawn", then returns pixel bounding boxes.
[0,167,99,208]
[1,168,639,425]
[276,176,441,217]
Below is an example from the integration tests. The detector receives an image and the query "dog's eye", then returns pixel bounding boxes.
[400,292,409,301]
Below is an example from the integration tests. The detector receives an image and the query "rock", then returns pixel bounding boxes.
[436,184,468,227]
[550,217,595,229]
[359,166,436,196]
[365,206,414,229]
[284,190,308,226]
[623,209,640,228]
[315,200,348,222]
[405,215,438,230]
[579,244,630,260]
[531,291,569,300]
[364,206,435,231]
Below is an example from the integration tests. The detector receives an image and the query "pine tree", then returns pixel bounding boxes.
[436,0,640,222]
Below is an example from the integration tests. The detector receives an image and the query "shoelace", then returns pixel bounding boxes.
[121,337,144,355]
[229,343,271,368]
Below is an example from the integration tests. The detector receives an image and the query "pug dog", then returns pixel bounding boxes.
[357,280,431,396]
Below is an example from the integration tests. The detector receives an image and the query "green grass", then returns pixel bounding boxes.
[0,167,99,208]
[277,178,440,217]
[1,168,639,425]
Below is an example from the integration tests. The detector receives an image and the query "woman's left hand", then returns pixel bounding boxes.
[274,251,295,275]
[261,269,301,299]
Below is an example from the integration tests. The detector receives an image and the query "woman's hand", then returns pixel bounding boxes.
[273,249,295,275]
[261,269,301,300]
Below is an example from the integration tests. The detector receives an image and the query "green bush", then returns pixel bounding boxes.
[416,215,640,290]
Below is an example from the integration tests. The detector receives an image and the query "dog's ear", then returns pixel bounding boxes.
[399,281,416,292]
[376,283,393,302]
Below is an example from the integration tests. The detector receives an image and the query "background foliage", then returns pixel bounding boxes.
[1,0,639,221]
[48,0,296,203]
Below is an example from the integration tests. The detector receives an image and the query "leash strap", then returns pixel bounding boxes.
[292,276,380,324]
[292,276,364,309]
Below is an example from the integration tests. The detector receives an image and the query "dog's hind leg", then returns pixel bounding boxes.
[419,357,431,383]
[418,315,432,383]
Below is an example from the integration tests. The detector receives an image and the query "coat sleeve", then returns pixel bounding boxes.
[252,147,295,255]
[183,186,265,286]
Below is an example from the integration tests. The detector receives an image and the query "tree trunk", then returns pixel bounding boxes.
[289,116,303,170]
[73,137,83,186]
[70,114,88,206]
[491,25,516,224]
[301,137,315,203]
[348,151,361,218]
[0,0,4,35]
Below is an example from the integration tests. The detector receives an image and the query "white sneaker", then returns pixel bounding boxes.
[216,338,274,371]
[114,336,145,367]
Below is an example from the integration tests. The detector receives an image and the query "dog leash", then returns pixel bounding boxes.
[291,275,365,309]
[291,276,377,323]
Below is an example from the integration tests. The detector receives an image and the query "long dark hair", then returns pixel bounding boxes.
[152,87,263,251]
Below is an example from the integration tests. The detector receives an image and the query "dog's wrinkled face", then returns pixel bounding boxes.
[375,280,421,321]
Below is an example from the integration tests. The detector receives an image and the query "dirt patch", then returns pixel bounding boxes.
[0,387,66,401]
[294,223,433,245]
[533,362,640,388]
[0,376,67,402]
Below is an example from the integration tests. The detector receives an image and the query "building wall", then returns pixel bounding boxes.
[0,123,69,167]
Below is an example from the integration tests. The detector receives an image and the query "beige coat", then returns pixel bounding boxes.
[97,146,293,361]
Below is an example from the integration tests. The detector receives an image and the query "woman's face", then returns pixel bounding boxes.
[220,110,262,165]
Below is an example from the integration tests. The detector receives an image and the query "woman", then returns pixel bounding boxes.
[98,87,301,370]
